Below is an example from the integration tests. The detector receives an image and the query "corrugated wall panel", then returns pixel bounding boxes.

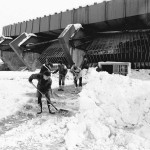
[15,23,21,36]
[26,20,33,33]
[40,15,50,32]
[5,26,9,37]
[4,26,7,36]
[50,13,61,30]
[32,18,40,33]
[8,25,12,36]
[148,0,150,13]
[138,0,147,15]
[2,27,5,36]
[73,6,89,24]
[11,24,16,36]
[126,0,138,17]
[20,21,27,34]
[126,0,146,17]
[89,2,106,24]
[107,0,125,20]
[61,10,72,29]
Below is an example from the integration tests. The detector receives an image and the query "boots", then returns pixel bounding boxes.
[37,103,42,114]
[78,86,82,91]
[61,85,64,91]
[58,85,62,91]
[48,105,55,114]
[58,85,64,91]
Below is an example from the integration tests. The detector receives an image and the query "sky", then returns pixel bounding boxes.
[0,0,108,36]
[1,68,150,149]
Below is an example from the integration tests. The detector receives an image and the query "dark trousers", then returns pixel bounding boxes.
[59,75,65,85]
[74,77,82,87]
[36,90,51,112]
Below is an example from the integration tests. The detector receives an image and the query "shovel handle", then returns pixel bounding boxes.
[30,82,58,111]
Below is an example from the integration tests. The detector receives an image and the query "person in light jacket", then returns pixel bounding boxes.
[70,63,82,90]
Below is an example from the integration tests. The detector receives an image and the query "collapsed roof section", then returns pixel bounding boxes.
[70,30,150,68]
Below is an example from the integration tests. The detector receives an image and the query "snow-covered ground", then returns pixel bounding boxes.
[0,68,150,150]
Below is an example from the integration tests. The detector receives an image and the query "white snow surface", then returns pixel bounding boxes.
[0,69,150,150]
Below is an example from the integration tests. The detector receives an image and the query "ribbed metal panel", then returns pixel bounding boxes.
[2,27,5,36]
[89,2,106,23]
[126,0,147,17]
[50,13,61,30]
[11,24,16,36]
[20,21,27,34]
[40,15,50,32]
[8,25,12,36]
[32,18,40,33]
[26,20,33,33]
[2,0,150,35]
[15,23,21,36]
[73,6,89,24]
[5,26,9,37]
[61,10,72,29]
[107,0,125,20]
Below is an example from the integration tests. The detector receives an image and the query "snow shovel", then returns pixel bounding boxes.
[31,83,70,114]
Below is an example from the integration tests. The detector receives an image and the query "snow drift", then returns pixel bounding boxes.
[65,69,150,150]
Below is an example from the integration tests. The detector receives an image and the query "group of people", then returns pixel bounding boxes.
[28,57,88,114]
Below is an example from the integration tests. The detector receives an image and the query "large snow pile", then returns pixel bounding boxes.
[65,69,150,150]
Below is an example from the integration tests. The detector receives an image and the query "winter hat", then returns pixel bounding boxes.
[43,71,51,76]
[48,62,53,67]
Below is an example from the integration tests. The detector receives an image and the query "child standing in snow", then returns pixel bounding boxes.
[28,71,55,114]
[70,63,82,90]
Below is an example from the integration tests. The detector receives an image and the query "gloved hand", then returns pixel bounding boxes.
[28,79,32,83]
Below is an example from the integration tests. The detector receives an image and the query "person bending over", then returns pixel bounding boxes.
[70,63,82,90]
[29,71,55,114]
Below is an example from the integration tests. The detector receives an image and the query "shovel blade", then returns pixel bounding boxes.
[57,109,70,115]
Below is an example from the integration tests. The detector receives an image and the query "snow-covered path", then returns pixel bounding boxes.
[1,69,150,150]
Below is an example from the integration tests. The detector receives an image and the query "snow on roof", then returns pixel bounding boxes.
[18,32,37,47]
[60,24,83,38]
[73,24,82,30]
[0,39,4,44]
[1,35,13,40]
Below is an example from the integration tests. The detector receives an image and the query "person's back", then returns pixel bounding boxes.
[53,60,68,91]
[58,64,67,76]
[53,61,67,76]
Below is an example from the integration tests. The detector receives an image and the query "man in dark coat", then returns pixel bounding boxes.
[29,71,55,114]
[52,60,68,91]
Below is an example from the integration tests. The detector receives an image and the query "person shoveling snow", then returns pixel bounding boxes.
[28,71,55,114]
[29,70,70,115]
